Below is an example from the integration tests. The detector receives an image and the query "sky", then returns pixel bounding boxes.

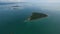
[0,0,60,2]
[0,0,23,2]
[0,0,60,11]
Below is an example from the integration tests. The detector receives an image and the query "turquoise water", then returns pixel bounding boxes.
[0,3,60,34]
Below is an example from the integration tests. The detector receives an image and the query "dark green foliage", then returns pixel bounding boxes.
[30,12,48,20]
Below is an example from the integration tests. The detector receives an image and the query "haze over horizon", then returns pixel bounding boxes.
[0,0,60,11]
[0,0,23,2]
[0,0,60,3]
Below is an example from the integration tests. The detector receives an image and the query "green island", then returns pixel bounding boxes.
[27,12,48,21]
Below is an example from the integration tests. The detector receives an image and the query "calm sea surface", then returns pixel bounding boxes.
[0,3,60,34]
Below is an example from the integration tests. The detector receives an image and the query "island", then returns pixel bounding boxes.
[10,5,22,9]
[12,6,20,7]
[27,12,48,21]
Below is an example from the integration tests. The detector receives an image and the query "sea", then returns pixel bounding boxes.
[0,2,60,34]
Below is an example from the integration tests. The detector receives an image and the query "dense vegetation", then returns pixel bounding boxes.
[30,12,48,20]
